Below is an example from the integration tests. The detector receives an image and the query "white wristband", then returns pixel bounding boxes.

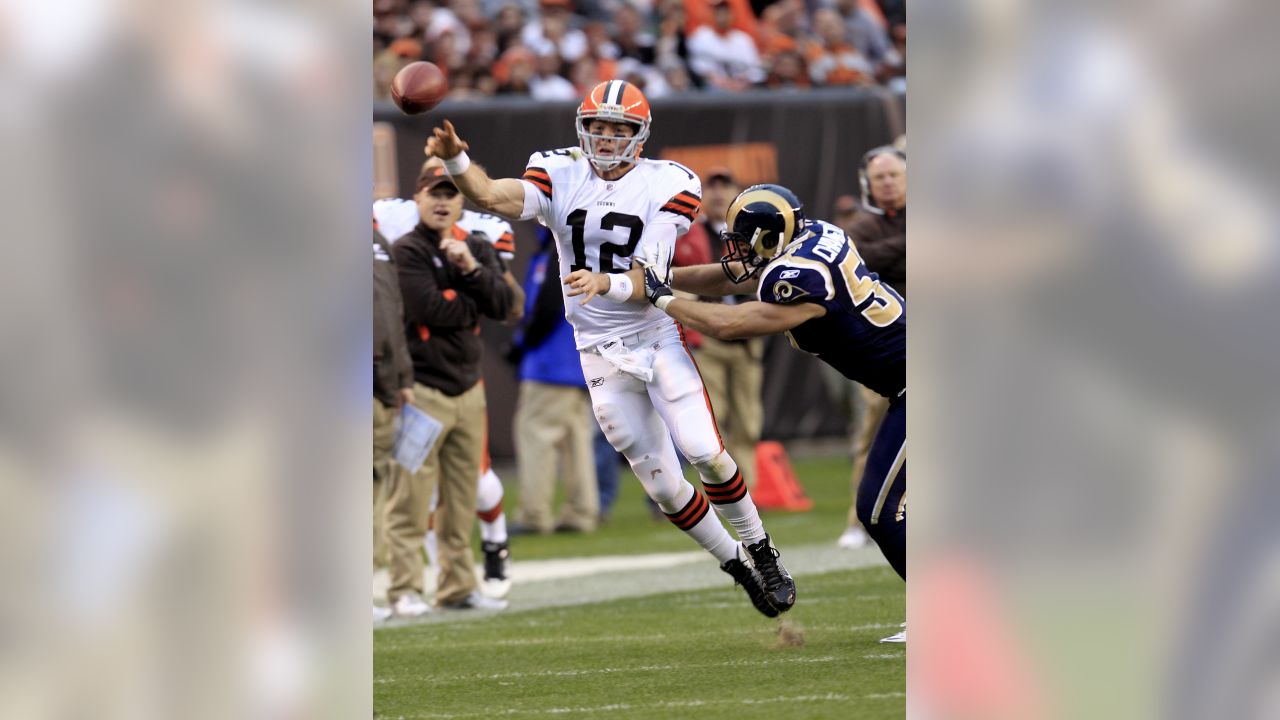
[654,295,675,312]
[603,273,633,302]
[442,151,471,175]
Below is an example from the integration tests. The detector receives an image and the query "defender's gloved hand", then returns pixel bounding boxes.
[642,264,674,312]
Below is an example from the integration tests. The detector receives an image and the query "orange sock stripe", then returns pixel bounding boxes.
[705,471,747,504]
[476,501,503,523]
[664,491,709,530]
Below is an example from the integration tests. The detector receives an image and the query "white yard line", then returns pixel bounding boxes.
[374,541,889,624]
[395,692,868,719]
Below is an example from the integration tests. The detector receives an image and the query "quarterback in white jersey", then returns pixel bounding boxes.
[423,80,797,617]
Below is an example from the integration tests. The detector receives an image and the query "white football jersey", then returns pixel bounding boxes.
[522,148,702,349]
[372,198,516,262]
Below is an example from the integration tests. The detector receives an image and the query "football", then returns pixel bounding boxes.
[391,61,448,115]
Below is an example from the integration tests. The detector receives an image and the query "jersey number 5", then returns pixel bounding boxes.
[566,209,645,273]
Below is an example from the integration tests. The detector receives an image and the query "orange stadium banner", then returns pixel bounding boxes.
[659,143,779,187]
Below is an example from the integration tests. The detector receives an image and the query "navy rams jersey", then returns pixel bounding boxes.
[757,219,906,398]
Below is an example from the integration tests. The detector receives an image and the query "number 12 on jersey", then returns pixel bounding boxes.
[566,209,645,273]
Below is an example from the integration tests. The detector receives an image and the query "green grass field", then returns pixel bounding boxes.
[374,454,905,719]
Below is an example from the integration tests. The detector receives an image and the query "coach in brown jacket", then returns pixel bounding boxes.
[385,166,514,613]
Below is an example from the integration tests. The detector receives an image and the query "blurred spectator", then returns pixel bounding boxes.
[522,0,589,62]
[758,0,807,58]
[878,0,904,26]
[883,22,905,90]
[683,0,760,43]
[659,57,695,93]
[688,0,764,90]
[531,50,579,99]
[833,193,860,235]
[372,227,415,622]
[583,21,621,61]
[568,55,610,94]
[451,0,489,32]
[765,48,810,88]
[806,7,874,86]
[494,46,539,94]
[466,29,502,71]
[430,27,470,79]
[494,2,528,53]
[613,3,658,65]
[829,0,897,70]
[424,4,473,58]
[655,0,697,85]
[511,229,598,535]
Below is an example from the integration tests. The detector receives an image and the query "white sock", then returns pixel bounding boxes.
[424,523,438,568]
[476,468,507,544]
[660,481,739,564]
[698,454,766,543]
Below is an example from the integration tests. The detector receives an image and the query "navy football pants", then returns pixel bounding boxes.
[855,395,906,579]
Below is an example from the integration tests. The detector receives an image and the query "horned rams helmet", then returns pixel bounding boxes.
[720,184,806,283]
[576,80,651,172]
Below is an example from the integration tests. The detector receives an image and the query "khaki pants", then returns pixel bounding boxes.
[372,397,398,568]
[513,381,597,532]
[694,336,764,487]
[384,381,486,605]
[848,385,890,526]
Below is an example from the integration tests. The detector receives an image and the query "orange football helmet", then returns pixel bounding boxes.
[576,80,651,171]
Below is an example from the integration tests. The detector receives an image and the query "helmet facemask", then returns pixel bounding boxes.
[719,227,777,284]
[576,115,649,172]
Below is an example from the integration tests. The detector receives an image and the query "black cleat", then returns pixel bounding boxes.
[745,535,796,612]
[720,557,779,618]
[481,540,509,582]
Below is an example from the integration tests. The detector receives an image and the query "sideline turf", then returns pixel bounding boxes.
[375,566,905,719]
[375,454,904,718]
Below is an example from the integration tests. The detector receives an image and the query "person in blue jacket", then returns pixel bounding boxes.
[509,228,603,534]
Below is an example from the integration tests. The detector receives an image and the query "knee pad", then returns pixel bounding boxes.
[631,453,683,506]
[594,402,635,454]
[672,406,723,467]
[690,449,735,482]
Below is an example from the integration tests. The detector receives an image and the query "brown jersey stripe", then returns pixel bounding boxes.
[660,205,696,222]
[524,178,552,199]
[667,195,699,210]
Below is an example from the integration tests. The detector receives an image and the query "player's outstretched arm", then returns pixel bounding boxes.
[670,263,761,297]
[645,264,822,339]
[667,298,824,340]
[425,120,527,219]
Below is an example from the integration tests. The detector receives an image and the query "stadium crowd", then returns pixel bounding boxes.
[373,0,905,101]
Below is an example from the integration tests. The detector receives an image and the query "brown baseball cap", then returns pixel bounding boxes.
[706,166,736,185]
[416,164,458,193]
